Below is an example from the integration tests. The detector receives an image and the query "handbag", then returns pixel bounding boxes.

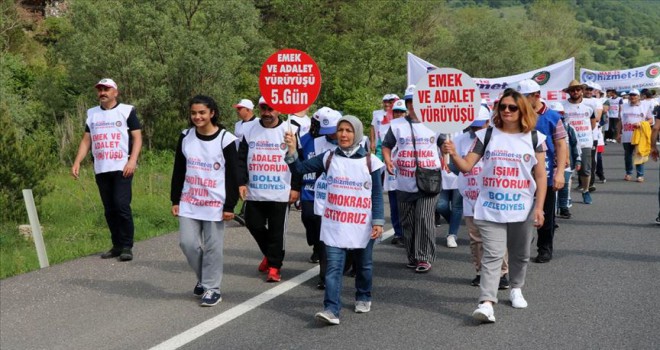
[407,119,442,194]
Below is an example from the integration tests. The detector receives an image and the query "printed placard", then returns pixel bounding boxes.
[259,49,322,114]
[412,67,481,134]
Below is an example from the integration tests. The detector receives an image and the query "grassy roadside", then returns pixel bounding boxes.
[0,151,179,279]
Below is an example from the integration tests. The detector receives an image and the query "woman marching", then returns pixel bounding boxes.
[170,95,239,307]
[284,115,384,325]
[442,89,547,323]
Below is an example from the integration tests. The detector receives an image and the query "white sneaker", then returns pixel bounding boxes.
[354,301,371,313]
[510,288,528,309]
[446,235,458,248]
[472,303,495,323]
[315,310,340,325]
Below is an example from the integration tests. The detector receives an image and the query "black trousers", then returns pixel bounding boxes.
[300,200,325,279]
[536,187,556,257]
[245,200,289,269]
[95,171,134,249]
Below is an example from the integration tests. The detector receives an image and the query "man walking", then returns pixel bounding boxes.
[71,78,142,261]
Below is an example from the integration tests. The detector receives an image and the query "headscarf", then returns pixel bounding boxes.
[336,115,364,157]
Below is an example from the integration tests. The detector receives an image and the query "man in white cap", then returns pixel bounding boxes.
[370,94,398,158]
[71,78,142,261]
[237,96,302,283]
[616,89,654,182]
[517,79,567,264]
[232,98,258,225]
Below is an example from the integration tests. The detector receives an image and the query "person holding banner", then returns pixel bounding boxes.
[562,80,596,204]
[617,89,654,182]
[442,90,547,323]
[237,96,302,283]
[382,85,443,273]
[170,95,239,306]
[516,79,567,264]
[284,115,384,326]
[454,105,510,289]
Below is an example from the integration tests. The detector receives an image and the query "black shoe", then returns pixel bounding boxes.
[471,275,480,286]
[534,254,551,263]
[193,282,204,298]
[308,252,319,264]
[391,237,400,245]
[557,208,572,219]
[589,186,596,192]
[316,280,325,290]
[101,248,121,259]
[498,274,510,290]
[234,214,246,226]
[434,212,442,227]
[119,248,133,261]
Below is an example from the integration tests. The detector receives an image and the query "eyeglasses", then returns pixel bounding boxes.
[498,103,519,112]
[259,104,273,112]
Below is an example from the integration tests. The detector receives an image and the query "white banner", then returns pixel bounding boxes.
[580,62,660,91]
[407,53,575,103]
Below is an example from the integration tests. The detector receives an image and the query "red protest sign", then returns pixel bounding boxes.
[413,68,481,134]
[259,49,322,114]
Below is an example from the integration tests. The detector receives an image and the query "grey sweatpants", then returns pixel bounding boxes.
[179,217,225,292]
[474,209,534,304]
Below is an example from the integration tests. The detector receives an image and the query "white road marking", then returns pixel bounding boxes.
[150,228,395,350]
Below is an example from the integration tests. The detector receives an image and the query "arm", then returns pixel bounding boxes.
[442,139,482,173]
[369,128,376,153]
[381,128,396,174]
[222,141,239,220]
[651,119,660,161]
[553,137,567,191]
[124,129,142,177]
[237,136,249,200]
[170,134,186,216]
[71,132,92,179]
[533,151,547,228]
[370,166,384,239]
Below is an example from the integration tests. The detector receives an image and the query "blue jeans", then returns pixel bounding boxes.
[323,239,374,317]
[623,143,644,177]
[557,170,572,209]
[388,191,403,237]
[436,189,463,237]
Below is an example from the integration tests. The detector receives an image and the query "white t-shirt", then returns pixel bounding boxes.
[287,115,311,137]
[234,117,259,150]
[620,102,653,143]
[562,100,595,148]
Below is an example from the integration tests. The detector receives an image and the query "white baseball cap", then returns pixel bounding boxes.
[233,99,254,110]
[470,105,491,127]
[404,85,416,100]
[313,106,333,121]
[95,78,117,90]
[516,79,541,95]
[319,109,342,135]
[258,96,267,105]
[392,99,407,112]
[549,101,564,113]
[628,89,640,96]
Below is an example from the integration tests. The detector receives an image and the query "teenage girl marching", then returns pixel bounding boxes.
[170,95,239,307]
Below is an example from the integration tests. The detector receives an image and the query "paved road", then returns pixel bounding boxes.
[1,146,658,350]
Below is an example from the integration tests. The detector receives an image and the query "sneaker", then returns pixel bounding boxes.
[415,261,432,273]
[637,177,644,183]
[624,174,632,181]
[598,177,607,183]
[534,254,551,263]
[434,212,442,227]
[233,214,246,226]
[308,252,319,264]
[510,288,528,308]
[193,281,204,298]
[470,275,481,287]
[119,248,133,261]
[391,236,401,245]
[588,186,596,192]
[200,290,222,307]
[258,256,269,273]
[582,191,592,205]
[354,301,372,313]
[100,248,121,259]
[315,310,340,325]
[567,199,573,208]
[316,279,325,290]
[557,208,572,219]
[266,267,281,282]
[472,303,496,323]
[406,260,417,269]
[446,235,458,248]
[498,274,510,290]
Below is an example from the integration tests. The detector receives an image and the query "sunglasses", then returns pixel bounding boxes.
[259,104,273,112]
[568,88,582,93]
[498,103,519,112]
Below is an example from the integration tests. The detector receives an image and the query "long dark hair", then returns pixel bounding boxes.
[188,95,226,130]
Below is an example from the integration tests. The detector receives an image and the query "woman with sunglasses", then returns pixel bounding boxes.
[442,90,547,323]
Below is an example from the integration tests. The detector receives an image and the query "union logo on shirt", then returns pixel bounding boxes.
[115,121,122,127]
[213,162,221,170]
[279,143,287,150]
[523,154,532,163]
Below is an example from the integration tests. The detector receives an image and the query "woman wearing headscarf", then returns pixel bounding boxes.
[284,115,384,326]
